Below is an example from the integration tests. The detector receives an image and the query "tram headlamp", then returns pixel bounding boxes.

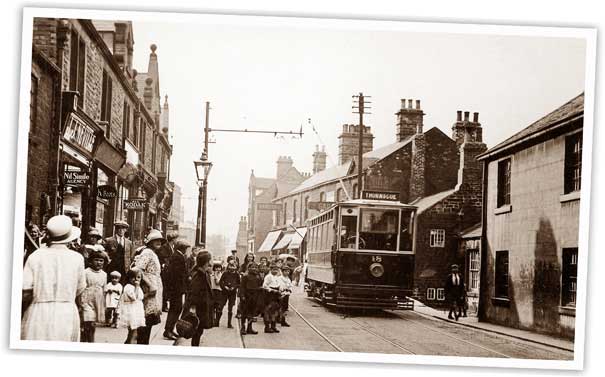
[369,262,384,278]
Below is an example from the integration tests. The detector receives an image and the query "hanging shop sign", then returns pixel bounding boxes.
[63,170,91,187]
[63,113,97,154]
[123,198,148,211]
[361,190,400,202]
[307,201,334,212]
[257,203,282,211]
[97,185,117,199]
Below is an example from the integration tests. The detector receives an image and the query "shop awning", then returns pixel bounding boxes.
[273,232,293,250]
[288,227,307,250]
[257,230,282,253]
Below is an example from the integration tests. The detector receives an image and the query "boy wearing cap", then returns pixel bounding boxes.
[219,261,240,328]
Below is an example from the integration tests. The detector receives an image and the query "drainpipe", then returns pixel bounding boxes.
[478,159,489,321]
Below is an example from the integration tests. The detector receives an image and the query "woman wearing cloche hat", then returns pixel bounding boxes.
[21,215,87,342]
[129,228,165,344]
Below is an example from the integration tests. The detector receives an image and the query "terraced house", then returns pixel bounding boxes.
[28,18,173,244]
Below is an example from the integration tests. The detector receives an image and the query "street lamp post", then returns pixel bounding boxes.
[194,154,212,247]
[194,101,212,248]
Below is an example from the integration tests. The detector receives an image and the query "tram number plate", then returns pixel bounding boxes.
[371,256,382,263]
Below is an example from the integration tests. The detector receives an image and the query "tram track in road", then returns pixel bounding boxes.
[289,302,416,354]
[385,311,513,358]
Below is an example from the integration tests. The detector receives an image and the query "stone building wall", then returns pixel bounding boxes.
[481,128,581,338]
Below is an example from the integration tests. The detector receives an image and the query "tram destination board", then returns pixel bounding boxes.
[361,190,400,201]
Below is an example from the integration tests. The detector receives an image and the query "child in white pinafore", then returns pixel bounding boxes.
[105,271,123,328]
[119,268,146,344]
[80,247,108,343]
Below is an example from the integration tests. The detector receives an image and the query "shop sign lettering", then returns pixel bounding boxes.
[63,114,96,153]
[97,185,117,199]
[123,198,148,211]
[63,170,91,186]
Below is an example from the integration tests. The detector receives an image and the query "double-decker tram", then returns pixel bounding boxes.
[305,198,417,310]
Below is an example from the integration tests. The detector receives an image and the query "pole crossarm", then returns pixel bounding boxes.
[209,128,303,137]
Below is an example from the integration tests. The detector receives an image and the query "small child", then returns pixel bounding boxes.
[119,268,146,344]
[279,266,293,327]
[81,246,108,342]
[105,271,123,328]
[262,263,283,333]
[211,261,224,326]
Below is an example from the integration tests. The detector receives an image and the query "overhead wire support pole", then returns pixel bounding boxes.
[353,92,371,198]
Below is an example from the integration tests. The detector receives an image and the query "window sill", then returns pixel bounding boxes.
[558,306,576,317]
[491,297,510,307]
[494,205,512,215]
[560,191,580,203]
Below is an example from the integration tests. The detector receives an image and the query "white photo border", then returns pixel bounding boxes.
[10,6,598,371]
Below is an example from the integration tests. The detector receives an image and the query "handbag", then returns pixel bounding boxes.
[176,312,199,339]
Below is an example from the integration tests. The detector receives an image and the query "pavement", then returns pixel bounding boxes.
[409,299,575,352]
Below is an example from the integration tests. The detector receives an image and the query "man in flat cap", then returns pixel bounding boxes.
[444,264,465,321]
[103,220,134,283]
[158,231,179,311]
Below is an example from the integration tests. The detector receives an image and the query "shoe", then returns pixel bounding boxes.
[264,325,273,333]
[163,331,177,340]
[271,323,280,333]
[280,320,290,327]
[247,323,258,335]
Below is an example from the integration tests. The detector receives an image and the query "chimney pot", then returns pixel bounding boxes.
[401,99,406,109]
[315,144,319,152]
[464,111,470,121]
[457,111,462,122]
[473,112,479,123]
[416,100,421,110]
[408,99,413,109]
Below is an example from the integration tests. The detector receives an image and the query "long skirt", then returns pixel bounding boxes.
[263,290,281,323]
[21,302,81,342]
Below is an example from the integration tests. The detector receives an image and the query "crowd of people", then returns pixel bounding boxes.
[21,214,302,347]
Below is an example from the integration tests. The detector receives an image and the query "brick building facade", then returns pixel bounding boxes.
[262,99,486,307]
[477,93,583,338]
[28,18,172,245]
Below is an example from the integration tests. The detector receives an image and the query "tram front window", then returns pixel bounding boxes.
[359,209,399,251]
[340,215,358,249]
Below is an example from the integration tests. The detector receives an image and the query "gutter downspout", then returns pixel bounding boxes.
[478,159,489,321]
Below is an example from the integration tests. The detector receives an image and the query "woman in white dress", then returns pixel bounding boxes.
[21,215,86,342]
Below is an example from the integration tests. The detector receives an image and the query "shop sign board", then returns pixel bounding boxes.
[361,190,400,201]
[63,113,97,154]
[307,201,334,212]
[257,203,282,211]
[97,185,117,199]
[123,198,148,211]
[63,170,91,186]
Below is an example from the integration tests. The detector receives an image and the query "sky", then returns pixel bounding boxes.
[129,18,587,248]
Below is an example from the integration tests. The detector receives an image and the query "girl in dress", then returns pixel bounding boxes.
[119,268,146,344]
[239,262,262,335]
[80,246,108,342]
[104,271,123,327]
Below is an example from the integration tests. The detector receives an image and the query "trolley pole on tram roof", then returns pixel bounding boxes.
[353,92,371,197]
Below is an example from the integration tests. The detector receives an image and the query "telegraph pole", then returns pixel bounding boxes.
[353,92,371,198]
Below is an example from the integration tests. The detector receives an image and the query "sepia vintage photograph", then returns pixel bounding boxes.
[9,7,596,370]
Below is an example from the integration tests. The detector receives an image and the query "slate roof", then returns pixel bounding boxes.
[461,223,482,239]
[479,93,584,160]
[285,161,354,196]
[411,188,456,214]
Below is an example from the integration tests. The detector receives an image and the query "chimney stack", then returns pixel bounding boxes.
[452,110,483,146]
[338,124,374,165]
[276,156,294,179]
[312,144,327,174]
[396,98,424,141]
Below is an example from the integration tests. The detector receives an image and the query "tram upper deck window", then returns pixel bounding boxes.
[359,209,399,251]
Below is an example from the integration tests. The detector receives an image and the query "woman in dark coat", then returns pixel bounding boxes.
[238,262,262,335]
[186,251,213,346]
